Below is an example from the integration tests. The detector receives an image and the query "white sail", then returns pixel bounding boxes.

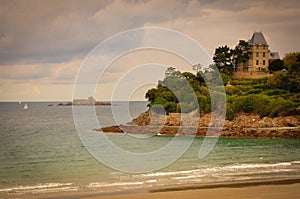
[24,103,28,110]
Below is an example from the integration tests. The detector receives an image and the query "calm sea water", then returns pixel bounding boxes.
[0,102,300,196]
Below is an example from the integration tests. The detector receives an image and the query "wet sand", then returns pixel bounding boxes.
[86,183,300,199]
[20,179,300,199]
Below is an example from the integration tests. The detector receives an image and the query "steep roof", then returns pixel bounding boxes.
[249,32,268,45]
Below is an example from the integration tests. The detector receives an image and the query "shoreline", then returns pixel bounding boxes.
[88,183,300,199]
[98,112,300,139]
[30,178,300,199]
[100,125,300,139]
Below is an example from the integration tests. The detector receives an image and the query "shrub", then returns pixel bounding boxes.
[232,94,271,115]
[268,59,284,72]
[226,86,242,96]
[197,94,210,113]
[232,95,254,113]
[226,105,234,120]
[237,85,253,93]
[259,97,296,118]
[264,89,288,97]
[247,88,263,94]
[221,73,230,85]
[269,98,296,117]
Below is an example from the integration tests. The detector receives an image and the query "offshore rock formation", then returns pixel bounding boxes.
[98,112,300,139]
[49,101,111,106]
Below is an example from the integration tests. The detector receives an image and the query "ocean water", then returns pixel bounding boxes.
[0,102,300,196]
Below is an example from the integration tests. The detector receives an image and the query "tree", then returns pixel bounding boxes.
[267,54,300,93]
[289,53,300,75]
[268,59,284,72]
[213,45,233,75]
[164,66,182,78]
[192,64,203,74]
[181,72,196,80]
[232,40,250,71]
[282,52,300,70]
[198,64,228,86]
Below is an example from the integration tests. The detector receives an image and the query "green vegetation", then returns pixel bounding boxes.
[268,59,284,72]
[213,40,250,75]
[145,52,300,120]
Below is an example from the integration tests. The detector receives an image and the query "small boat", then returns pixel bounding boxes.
[24,103,28,110]
[18,101,21,104]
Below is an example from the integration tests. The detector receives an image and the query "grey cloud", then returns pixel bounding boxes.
[0,0,210,65]
[0,0,299,66]
[201,0,300,11]
[0,0,110,65]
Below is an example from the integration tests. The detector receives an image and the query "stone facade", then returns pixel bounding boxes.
[237,32,279,72]
[248,43,269,71]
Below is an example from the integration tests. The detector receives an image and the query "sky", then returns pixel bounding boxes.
[0,0,299,101]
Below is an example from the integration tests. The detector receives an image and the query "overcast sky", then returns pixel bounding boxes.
[1,0,299,101]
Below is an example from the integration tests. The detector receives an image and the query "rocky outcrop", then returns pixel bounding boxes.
[98,112,300,139]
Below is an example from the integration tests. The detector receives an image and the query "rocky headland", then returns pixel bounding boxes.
[98,112,300,139]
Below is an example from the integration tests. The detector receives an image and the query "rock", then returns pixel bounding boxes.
[100,126,124,133]
[95,111,300,139]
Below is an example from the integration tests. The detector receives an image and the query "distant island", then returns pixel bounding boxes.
[48,97,111,106]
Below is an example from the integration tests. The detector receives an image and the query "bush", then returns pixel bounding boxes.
[197,94,210,113]
[264,89,288,97]
[226,105,234,120]
[232,95,254,113]
[269,98,296,117]
[247,88,263,94]
[230,78,267,86]
[179,102,198,113]
[268,59,284,72]
[232,94,271,115]
[226,86,242,96]
[150,97,177,114]
[259,97,296,118]
[237,85,253,93]
[221,73,230,85]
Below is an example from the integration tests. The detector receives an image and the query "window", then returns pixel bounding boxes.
[256,52,259,57]
[263,52,265,57]
[263,60,265,65]
[256,60,259,65]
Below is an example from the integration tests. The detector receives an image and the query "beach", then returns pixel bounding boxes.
[89,183,300,199]
[31,180,300,199]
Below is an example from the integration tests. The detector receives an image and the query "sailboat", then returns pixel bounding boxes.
[24,103,28,110]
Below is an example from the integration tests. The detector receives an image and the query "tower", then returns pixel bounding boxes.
[247,32,269,72]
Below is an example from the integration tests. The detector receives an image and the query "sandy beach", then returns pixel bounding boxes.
[30,180,300,199]
[86,183,300,199]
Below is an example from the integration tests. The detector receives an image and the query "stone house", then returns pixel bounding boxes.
[237,32,280,72]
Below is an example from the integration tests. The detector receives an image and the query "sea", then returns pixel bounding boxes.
[0,101,300,197]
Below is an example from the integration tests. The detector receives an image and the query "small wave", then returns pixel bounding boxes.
[142,169,198,177]
[87,181,144,188]
[0,182,75,193]
[172,175,197,180]
[291,160,300,164]
[145,179,157,183]
[142,161,296,179]
[226,162,292,169]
